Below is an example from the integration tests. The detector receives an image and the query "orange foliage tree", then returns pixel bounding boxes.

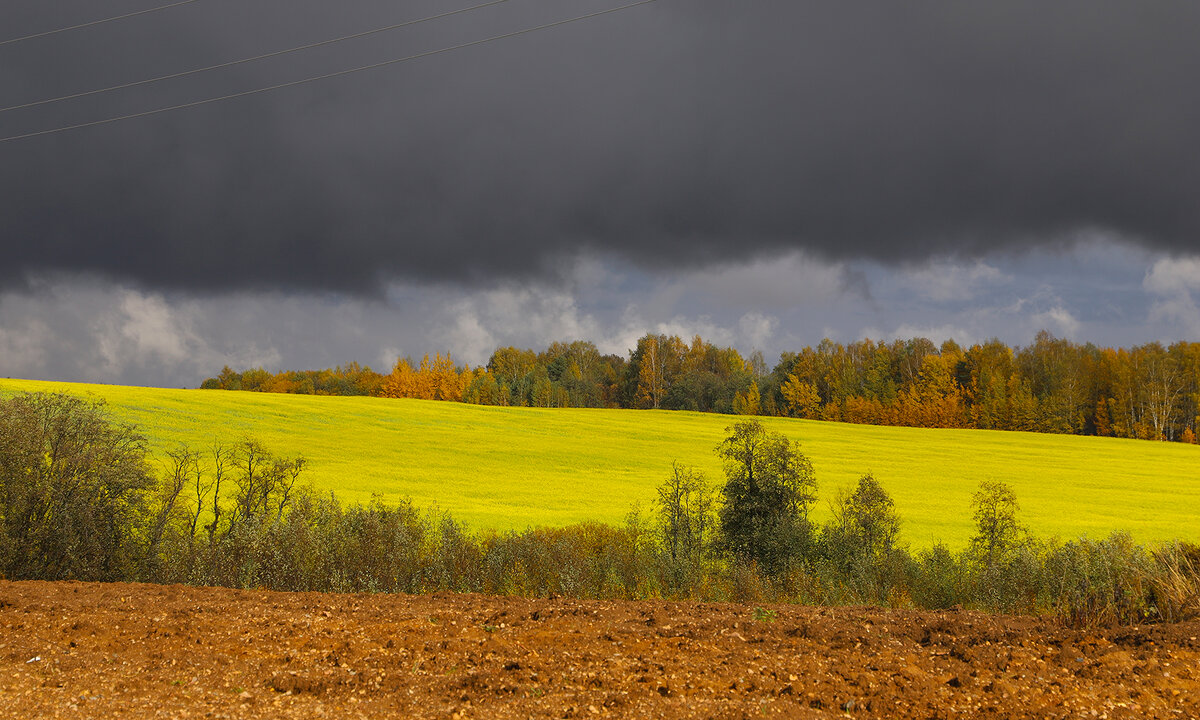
[380,353,476,402]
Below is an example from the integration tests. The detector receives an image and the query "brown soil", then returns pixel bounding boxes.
[1,581,1197,719]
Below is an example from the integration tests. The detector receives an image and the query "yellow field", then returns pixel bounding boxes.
[2,378,1197,548]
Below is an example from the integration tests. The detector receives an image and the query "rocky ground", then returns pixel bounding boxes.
[1,580,1197,718]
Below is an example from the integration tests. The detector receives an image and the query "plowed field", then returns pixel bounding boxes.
[1,581,1197,719]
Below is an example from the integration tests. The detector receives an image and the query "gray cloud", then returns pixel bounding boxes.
[0,241,1191,387]
[2,0,1199,295]
[1145,256,1200,336]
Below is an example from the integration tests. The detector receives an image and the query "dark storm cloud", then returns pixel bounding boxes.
[2,0,1199,294]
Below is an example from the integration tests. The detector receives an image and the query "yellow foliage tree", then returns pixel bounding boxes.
[428,353,463,401]
[381,352,473,401]
[894,355,968,428]
[733,382,761,416]
[380,358,419,398]
[781,373,821,418]
[636,336,662,409]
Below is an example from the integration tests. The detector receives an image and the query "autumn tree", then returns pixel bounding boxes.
[732,380,761,416]
[380,358,419,398]
[1138,343,1185,440]
[964,340,1017,428]
[635,335,665,409]
[201,364,384,396]
[886,343,968,428]
[660,337,748,413]
[462,370,505,406]
[203,334,1200,443]
[781,372,821,418]
[379,353,473,402]
[426,353,472,402]
[1017,331,1092,433]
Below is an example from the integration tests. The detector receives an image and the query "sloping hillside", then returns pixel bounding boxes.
[2,378,1197,546]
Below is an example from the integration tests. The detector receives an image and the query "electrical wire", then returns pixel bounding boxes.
[0,0,657,145]
[0,0,510,115]
[1,0,205,47]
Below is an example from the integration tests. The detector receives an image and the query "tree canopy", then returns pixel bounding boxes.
[715,420,817,576]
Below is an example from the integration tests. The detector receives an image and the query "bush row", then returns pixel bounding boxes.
[141,490,1200,626]
[2,392,1197,626]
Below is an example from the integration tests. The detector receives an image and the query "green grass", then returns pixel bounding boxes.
[2,377,1198,548]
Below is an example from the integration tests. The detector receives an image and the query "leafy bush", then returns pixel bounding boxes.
[910,543,967,610]
[0,393,153,581]
[1043,533,1155,626]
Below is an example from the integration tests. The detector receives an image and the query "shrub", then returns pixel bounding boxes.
[1043,533,1155,626]
[1144,542,1200,623]
[0,393,154,581]
[819,474,904,604]
[909,543,966,610]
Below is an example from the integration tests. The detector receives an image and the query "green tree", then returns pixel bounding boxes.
[716,420,817,576]
[0,393,154,581]
[821,473,903,603]
[828,473,901,563]
[655,462,715,589]
[657,462,712,562]
[970,480,1022,570]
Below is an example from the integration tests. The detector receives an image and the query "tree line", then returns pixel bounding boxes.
[3,392,1197,625]
[201,362,384,396]
[204,331,1200,443]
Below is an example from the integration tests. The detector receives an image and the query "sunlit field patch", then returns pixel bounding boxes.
[2,377,1197,548]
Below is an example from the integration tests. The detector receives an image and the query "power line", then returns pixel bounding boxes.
[0,0,658,145]
[0,0,511,115]
[1,0,205,47]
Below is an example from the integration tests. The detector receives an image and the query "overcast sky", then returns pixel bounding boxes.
[3,0,1199,387]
